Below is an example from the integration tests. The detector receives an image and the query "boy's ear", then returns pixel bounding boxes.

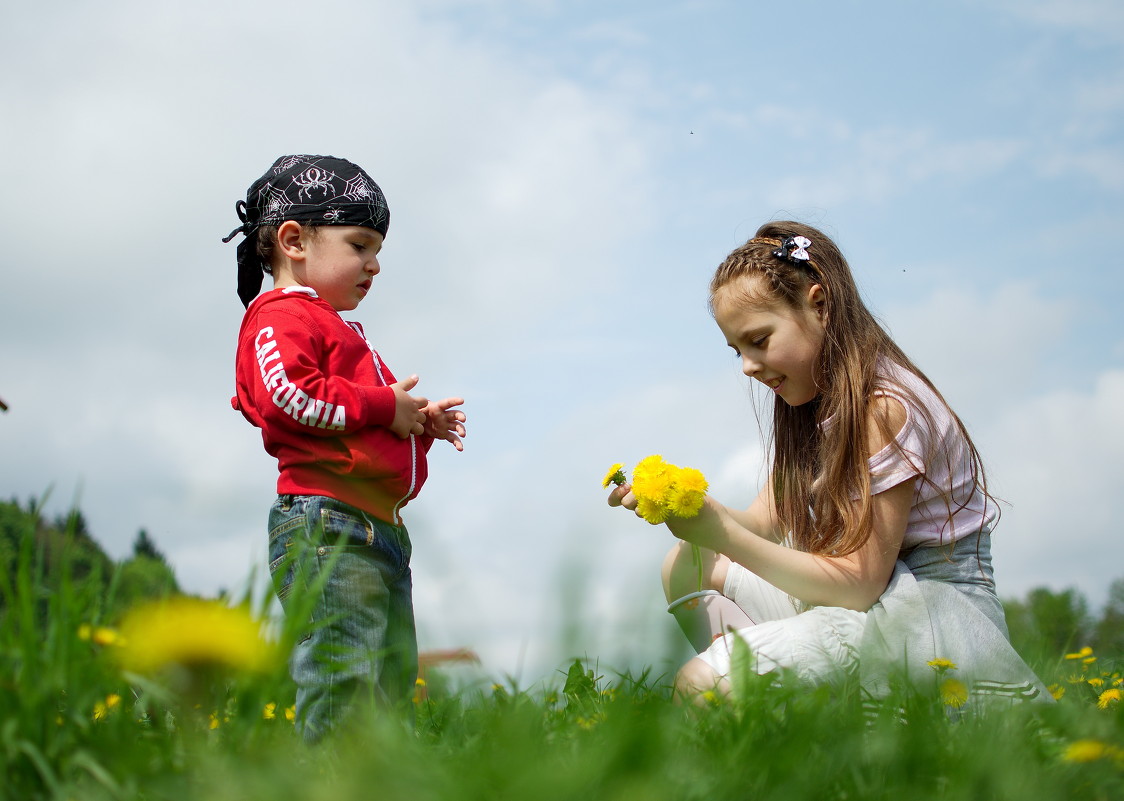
[277,220,306,261]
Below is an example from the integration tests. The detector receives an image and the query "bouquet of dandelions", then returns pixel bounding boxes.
[602,455,709,524]
[604,455,710,588]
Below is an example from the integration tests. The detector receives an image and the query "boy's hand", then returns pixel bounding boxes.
[422,396,467,451]
[389,375,428,439]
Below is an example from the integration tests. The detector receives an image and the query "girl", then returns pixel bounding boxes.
[608,221,1048,705]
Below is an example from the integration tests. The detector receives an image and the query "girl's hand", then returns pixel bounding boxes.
[606,482,638,511]
[422,396,467,451]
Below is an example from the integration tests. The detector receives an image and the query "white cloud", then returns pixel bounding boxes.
[986,369,1124,607]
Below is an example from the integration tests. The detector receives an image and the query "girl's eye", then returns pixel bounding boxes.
[751,335,768,348]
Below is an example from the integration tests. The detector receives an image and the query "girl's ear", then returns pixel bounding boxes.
[277,220,306,261]
[808,283,827,322]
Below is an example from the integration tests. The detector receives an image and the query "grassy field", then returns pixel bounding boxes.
[2,520,1121,801]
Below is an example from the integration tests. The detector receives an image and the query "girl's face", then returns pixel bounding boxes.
[712,274,827,406]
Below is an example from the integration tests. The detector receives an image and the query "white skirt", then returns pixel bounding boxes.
[696,533,1050,704]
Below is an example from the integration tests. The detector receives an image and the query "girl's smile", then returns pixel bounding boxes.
[711,275,827,406]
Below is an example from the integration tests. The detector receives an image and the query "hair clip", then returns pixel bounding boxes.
[772,235,812,263]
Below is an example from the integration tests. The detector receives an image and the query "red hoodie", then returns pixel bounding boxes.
[232,287,431,524]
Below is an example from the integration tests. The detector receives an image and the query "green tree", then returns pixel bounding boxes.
[1092,578,1124,657]
[1005,586,1093,666]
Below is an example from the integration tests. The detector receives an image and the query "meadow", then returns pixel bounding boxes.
[1,504,1121,801]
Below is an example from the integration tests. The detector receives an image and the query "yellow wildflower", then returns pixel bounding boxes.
[78,624,122,647]
[1088,677,1105,689]
[636,496,670,525]
[1065,646,1094,660]
[927,658,958,672]
[1062,739,1120,763]
[666,467,708,517]
[621,455,710,524]
[1048,684,1066,701]
[1098,688,1122,710]
[939,678,968,708]
[92,694,121,722]
[116,596,277,675]
[631,455,675,500]
[601,463,626,488]
[284,705,296,722]
[263,702,276,720]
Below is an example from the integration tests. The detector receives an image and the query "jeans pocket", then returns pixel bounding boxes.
[317,508,410,576]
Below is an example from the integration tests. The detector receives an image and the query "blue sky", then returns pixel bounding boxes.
[2,0,1121,684]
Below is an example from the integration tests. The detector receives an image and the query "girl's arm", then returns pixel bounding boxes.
[664,474,914,611]
[613,396,914,611]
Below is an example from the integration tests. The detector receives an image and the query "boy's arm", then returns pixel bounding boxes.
[238,309,424,438]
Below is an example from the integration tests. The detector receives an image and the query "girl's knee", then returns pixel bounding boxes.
[674,657,728,703]
[662,543,730,602]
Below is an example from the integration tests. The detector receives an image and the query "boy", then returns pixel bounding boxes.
[224,155,466,742]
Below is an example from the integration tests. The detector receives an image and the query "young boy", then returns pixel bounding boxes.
[224,154,466,742]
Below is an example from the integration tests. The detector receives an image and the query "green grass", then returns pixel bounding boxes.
[1,517,1121,801]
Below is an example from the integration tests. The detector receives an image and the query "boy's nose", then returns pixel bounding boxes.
[366,257,381,275]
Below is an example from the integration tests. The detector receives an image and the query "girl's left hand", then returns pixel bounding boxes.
[422,397,467,451]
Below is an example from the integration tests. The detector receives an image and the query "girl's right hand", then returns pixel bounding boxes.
[389,374,428,439]
[607,483,637,512]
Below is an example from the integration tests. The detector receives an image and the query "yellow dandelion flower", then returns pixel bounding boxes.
[939,677,968,708]
[263,702,277,720]
[1062,739,1116,763]
[635,496,670,525]
[666,482,706,518]
[209,712,221,730]
[1098,688,1122,710]
[284,705,296,722]
[92,694,120,721]
[602,463,626,488]
[1049,684,1066,700]
[632,456,675,502]
[1088,677,1105,689]
[1083,656,1097,666]
[78,624,122,647]
[927,658,958,672]
[116,596,277,675]
[1065,646,1094,660]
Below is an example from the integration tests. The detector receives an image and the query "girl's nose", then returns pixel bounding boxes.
[741,354,761,377]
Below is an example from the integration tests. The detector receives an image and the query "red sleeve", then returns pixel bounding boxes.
[237,304,395,436]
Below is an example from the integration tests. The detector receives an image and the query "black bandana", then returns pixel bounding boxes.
[223,154,390,307]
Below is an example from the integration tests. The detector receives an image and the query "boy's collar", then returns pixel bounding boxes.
[280,286,319,299]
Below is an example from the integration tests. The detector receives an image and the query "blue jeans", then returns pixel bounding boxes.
[268,495,417,743]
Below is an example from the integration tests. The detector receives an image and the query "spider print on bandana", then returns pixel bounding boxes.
[342,174,375,202]
[273,155,306,175]
[260,186,294,225]
[292,167,338,201]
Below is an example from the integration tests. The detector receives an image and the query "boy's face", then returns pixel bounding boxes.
[294,225,384,311]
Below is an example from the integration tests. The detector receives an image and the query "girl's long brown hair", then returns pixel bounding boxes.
[710,221,990,556]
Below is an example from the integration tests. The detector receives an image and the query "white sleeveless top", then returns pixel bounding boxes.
[868,360,997,548]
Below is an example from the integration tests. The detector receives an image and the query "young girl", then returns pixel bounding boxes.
[608,221,1048,705]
